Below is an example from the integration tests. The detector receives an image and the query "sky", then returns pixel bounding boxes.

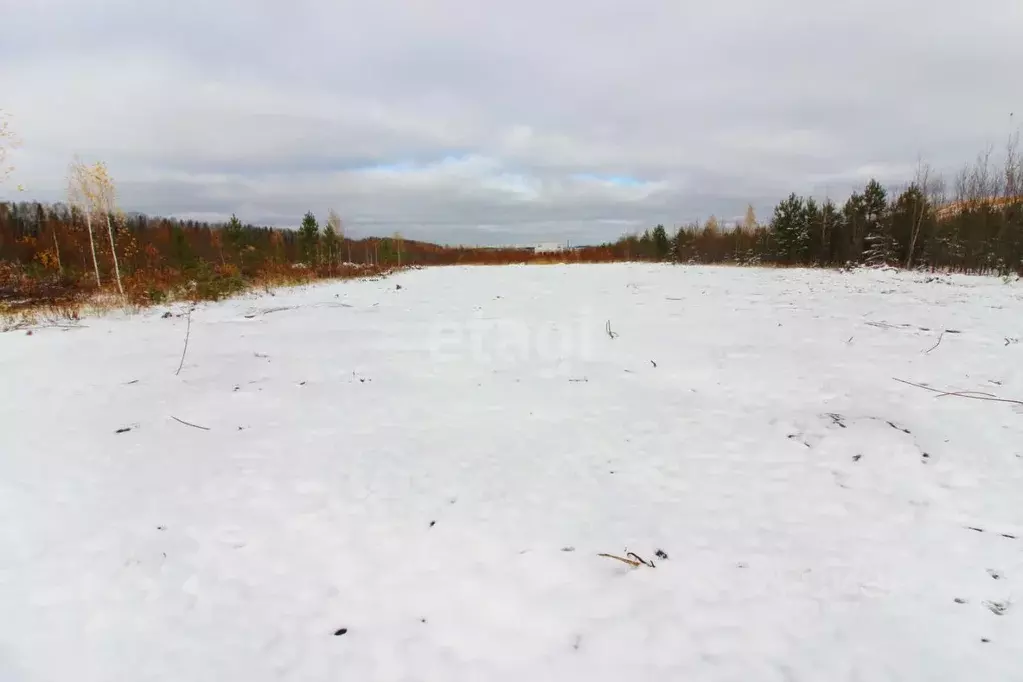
[2,0,1022,245]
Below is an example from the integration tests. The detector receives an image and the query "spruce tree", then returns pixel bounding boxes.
[298,211,320,266]
[862,179,894,265]
[771,193,807,264]
[652,224,670,260]
[224,213,244,263]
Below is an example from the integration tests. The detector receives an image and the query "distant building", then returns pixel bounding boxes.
[532,242,565,254]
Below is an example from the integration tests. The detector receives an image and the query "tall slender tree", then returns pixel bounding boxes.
[298,211,320,265]
[325,209,343,267]
[393,231,404,267]
[821,199,842,264]
[67,157,102,287]
[322,218,340,271]
[88,161,124,295]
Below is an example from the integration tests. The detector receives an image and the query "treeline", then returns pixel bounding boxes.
[0,202,620,306]
[4,135,1022,310]
[615,140,1023,276]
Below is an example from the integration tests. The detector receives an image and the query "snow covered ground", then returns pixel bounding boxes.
[2,263,1022,681]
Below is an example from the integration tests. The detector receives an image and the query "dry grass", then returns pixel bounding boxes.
[1,262,403,331]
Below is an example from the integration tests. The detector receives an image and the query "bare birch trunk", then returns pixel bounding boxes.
[53,231,62,273]
[105,213,124,295]
[85,211,101,287]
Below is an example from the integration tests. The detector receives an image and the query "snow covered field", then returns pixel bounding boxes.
[2,263,1022,681]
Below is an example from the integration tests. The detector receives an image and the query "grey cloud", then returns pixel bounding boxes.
[2,0,1021,244]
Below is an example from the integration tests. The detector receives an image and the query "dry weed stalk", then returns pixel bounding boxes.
[894,377,1023,407]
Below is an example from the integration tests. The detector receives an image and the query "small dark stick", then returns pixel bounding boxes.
[894,377,1023,406]
[171,416,210,431]
[598,553,641,567]
[924,331,945,354]
[626,552,656,568]
[175,306,193,376]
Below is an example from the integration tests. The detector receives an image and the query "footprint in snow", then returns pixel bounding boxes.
[984,600,1010,616]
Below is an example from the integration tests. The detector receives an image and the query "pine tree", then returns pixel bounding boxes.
[820,200,842,264]
[224,214,244,263]
[771,193,807,263]
[652,224,670,260]
[298,211,320,266]
[638,228,654,259]
[673,225,695,262]
[861,179,895,265]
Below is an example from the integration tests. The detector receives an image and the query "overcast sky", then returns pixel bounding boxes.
[2,0,1021,244]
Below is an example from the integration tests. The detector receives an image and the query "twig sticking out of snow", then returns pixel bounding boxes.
[606,320,618,339]
[175,306,193,376]
[924,331,945,354]
[171,415,210,431]
[893,378,1023,407]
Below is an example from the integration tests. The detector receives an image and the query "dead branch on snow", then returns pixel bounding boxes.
[924,331,945,354]
[171,415,210,431]
[175,306,193,376]
[893,377,1023,406]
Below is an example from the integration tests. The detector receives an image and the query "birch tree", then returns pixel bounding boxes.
[904,161,933,269]
[88,162,124,296]
[67,157,102,287]
[393,231,404,267]
[742,205,757,231]
[325,209,343,268]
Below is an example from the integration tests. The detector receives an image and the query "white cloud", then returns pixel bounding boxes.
[2,0,1022,243]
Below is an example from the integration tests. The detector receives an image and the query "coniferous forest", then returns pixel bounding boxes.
[616,141,1023,275]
